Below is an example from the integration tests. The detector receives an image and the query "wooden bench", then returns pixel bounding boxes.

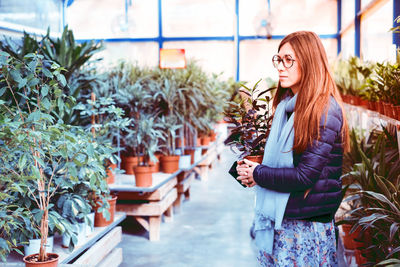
[174,171,195,213]
[109,172,179,241]
[195,143,218,181]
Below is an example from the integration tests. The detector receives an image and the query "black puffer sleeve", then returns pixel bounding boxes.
[253,99,343,193]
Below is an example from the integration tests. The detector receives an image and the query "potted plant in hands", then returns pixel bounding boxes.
[224,79,275,163]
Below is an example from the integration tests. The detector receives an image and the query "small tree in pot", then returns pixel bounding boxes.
[0,52,107,264]
[158,114,182,173]
[126,113,164,186]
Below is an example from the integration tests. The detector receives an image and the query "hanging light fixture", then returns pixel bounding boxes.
[253,0,274,38]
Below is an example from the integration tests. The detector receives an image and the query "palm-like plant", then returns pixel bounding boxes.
[340,127,400,264]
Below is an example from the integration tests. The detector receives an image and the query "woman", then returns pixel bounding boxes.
[236,31,349,266]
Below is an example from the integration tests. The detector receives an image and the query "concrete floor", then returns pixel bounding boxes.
[118,147,258,267]
[117,147,349,267]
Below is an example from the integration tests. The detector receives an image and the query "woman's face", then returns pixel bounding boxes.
[274,42,301,94]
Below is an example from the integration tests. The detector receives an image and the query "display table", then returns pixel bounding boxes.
[194,142,219,181]
[109,172,180,241]
[4,212,126,267]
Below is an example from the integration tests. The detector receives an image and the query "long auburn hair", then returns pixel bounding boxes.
[272,31,349,153]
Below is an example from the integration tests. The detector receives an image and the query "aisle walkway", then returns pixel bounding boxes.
[118,147,259,267]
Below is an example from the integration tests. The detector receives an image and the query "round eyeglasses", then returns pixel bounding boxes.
[272,54,296,69]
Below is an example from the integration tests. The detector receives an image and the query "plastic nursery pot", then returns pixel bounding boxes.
[94,195,117,227]
[133,165,153,187]
[23,253,59,267]
[160,155,180,174]
[244,155,263,164]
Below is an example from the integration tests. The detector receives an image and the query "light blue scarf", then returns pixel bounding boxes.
[254,94,297,254]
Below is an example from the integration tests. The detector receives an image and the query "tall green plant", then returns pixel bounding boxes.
[340,127,400,264]
[0,52,109,262]
[0,26,104,125]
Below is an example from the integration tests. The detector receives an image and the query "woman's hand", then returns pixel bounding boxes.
[236,159,260,187]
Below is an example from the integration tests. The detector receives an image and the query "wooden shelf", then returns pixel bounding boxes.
[5,212,126,266]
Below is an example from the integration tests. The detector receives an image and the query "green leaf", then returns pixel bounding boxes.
[18,154,27,170]
[42,98,51,110]
[57,73,67,87]
[41,85,49,97]
[9,69,22,83]
[17,78,27,89]
[0,238,8,250]
[87,143,94,157]
[42,68,53,78]
[0,87,6,97]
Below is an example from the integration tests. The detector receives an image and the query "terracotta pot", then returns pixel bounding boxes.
[201,136,211,146]
[121,156,140,175]
[106,163,117,184]
[196,137,202,147]
[341,224,367,250]
[377,101,384,114]
[23,253,59,267]
[160,155,180,173]
[184,148,195,164]
[368,101,377,111]
[355,249,367,265]
[245,155,263,164]
[359,99,368,109]
[383,102,391,117]
[94,195,117,227]
[395,105,400,121]
[210,131,217,141]
[133,165,153,187]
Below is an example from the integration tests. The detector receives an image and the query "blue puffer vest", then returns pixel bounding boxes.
[253,97,344,222]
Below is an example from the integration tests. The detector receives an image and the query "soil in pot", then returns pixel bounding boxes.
[94,195,117,227]
[23,253,59,267]
[133,165,153,187]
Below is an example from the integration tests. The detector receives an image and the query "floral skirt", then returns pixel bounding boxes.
[257,219,338,267]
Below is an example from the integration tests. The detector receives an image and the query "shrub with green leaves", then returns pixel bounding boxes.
[0,51,110,261]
